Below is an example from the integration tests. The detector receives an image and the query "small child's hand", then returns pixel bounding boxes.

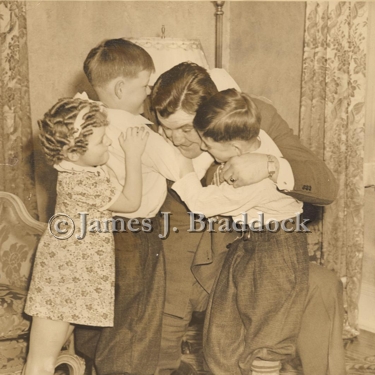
[119,127,149,158]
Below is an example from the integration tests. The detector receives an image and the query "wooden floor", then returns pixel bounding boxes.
[344,330,375,375]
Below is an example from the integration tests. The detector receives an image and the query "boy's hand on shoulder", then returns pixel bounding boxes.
[119,126,149,158]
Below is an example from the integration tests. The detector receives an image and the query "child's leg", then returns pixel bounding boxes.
[205,231,309,375]
[236,231,309,374]
[24,316,73,375]
[204,240,246,375]
[88,217,164,375]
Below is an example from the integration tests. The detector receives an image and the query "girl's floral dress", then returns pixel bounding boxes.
[25,162,120,327]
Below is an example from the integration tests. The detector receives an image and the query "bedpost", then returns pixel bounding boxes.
[215,1,225,68]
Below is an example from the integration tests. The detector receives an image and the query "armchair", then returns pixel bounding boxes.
[0,192,85,375]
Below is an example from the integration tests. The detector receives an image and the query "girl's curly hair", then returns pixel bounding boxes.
[38,98,108,164]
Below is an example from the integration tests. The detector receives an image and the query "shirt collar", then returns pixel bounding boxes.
[103,107,153,127]
[54,160,107,176]
[73,92,153,127]
[256,130,266,153]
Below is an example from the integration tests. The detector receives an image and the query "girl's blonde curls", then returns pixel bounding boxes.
[38,98,108,164]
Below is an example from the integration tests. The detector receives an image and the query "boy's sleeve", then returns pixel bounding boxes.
[172,172,268,218]
[105,108,183,182]
[105,107,212,182]
[142,130,213,181]
[142,132,185,181]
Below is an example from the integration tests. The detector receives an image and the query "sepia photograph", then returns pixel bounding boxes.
[0,1,374,375]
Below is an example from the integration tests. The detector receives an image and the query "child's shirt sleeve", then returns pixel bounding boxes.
[105,109,182,182]
[172,172,270,218]
[105,108,214,184]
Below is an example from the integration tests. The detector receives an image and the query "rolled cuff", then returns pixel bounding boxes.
[276,157,294,191]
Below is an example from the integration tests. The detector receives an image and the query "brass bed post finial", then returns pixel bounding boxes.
[215,1,225,68]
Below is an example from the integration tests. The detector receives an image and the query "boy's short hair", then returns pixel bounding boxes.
[151,62,218,119]
[193,89,261,142]
[39,98,108,164]
[84,38,155,88]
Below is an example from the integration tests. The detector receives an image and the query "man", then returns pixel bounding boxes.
[150,62,345,375]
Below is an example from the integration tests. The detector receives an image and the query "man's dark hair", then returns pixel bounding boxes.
[151,62,218,119]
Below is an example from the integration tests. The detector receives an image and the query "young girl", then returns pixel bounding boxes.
[173,89,309,375]
[23,97,149,375]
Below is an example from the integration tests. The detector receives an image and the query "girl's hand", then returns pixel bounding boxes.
[119,127,149,158]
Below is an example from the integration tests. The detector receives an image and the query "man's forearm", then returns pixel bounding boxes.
[286,159,338,205]
[253,97,338,206]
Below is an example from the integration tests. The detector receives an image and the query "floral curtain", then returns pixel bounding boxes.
[0,1,37,218]
[299,1,367,338]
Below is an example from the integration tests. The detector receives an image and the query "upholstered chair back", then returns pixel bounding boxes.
[0,192,46,289]
[0,192,45,374]
[0,192,85,375]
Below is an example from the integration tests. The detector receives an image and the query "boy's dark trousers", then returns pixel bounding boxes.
[204,228,309,375]
[75,216,165,375]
